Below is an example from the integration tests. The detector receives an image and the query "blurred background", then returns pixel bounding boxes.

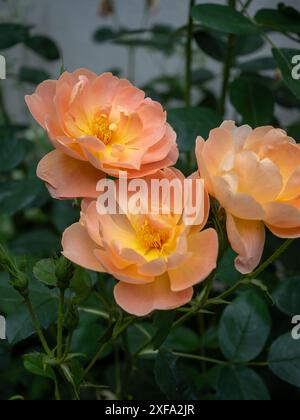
[1,0,300,123]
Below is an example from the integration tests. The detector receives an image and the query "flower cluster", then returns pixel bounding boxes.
[26,70,300,316]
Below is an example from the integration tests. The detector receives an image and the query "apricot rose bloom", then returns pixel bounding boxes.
[196,121,300,274]
[62,169,218,316]
[25,69,178,198]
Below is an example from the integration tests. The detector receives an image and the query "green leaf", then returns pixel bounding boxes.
[93,27,119,42]
[72,322,107,359]
[70,267,92,302]
[275,85,300,109]
[216,248,241,287]
[25,35,60,60]
[217,367,270,400]
[33,259,57,287]
[168,107,222,152]
[152,311,175,350]
[269,333,300,388]
[19,66,50,85]
[0,272,23,314]
[199,325,219,350]
[272,48,300,101]
[255,8,300,34]
[237,57,276,72]
[166,326,202,352]
[23,353,56,381]
[219,293,271,362]
[230,76,274,126]
[194,30,225,62]
[195,31,264,62]
[154,349,196,400]
[273,277,300,316]
[94,26,177,55]
[1,277,58,345]
[0,179,42,216]
[0,23,29,49]
[0,137,27,171]
[191,69,214,85]
[234,34,264,57]
[192,4,260,35]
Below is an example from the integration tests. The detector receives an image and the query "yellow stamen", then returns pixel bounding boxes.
[91,114,114,145]
[137,220,169,251]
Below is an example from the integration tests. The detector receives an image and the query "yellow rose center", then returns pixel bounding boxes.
[90,114,117,145]
[137,220,169,251]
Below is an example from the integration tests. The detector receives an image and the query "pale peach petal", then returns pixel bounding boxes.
[259,128,290,158]
[220,121,252,151]
[279,166,300,200]
[112,85,145,112]
[81,201,103,246]
[267,142,300,182]
[111,241,146,266]
[234,151,283,202]
[244,126,273,152]
[104,143,179,178]
[195,137,214,194]
[37,150,104,199]
[138,101,166,129]
[202,127,234,174]
[169,229,218,291]
[62,223,104,272]
[25,80,57,129]
[95,249,154,285]
[212,174,265,220]
[141,125,176,164]
[266,224,300,238]
[84,72,119,111]
[138,258,167,277]
[98,213,137,248]
[114,274,193,316]
[263,201,300,228]
[226,214,266,274]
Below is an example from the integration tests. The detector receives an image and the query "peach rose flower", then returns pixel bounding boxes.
[62,168,218,316]
[196,121,300,274]
[25,69,178,199]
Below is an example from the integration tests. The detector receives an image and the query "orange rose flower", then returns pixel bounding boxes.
[196,121,300,274]
[25,69,178,199]
[62,168,218,316]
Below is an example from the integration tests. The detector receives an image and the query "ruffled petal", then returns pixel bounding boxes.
[114,274,193,316]
[169,229,218,291]
[226,214,266,274]
[37,150,104,199]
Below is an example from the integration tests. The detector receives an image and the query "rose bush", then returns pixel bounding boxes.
[1,0,300,402]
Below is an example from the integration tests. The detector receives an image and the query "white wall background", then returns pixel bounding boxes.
[1,0,300,123]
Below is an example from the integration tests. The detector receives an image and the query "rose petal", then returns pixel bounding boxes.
[169,229,218,291]
[114,274,193,316]
[37,150,104,199]
[62,223,104,272]
[226,214,266,274]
